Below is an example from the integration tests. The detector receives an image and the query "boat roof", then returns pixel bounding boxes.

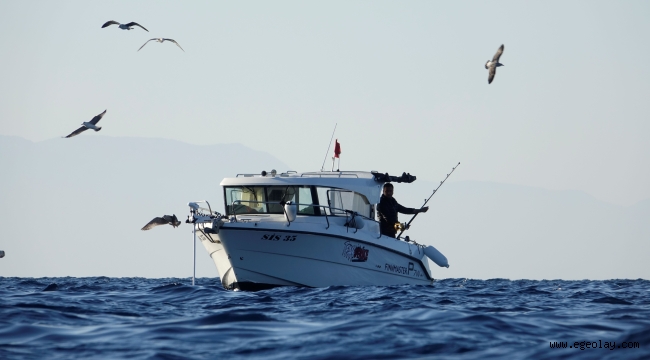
[220,170,384,203]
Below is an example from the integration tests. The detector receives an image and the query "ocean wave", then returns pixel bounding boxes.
[1,277,649,359]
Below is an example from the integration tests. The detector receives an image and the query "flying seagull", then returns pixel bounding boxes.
[63,110,107,138]
[138,38,184,52]
[141,214,182,230]
[485,44,505,84]
[102,21,148,32]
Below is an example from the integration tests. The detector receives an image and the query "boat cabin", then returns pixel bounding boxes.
[220,169,417,223]
[221,171,385,221]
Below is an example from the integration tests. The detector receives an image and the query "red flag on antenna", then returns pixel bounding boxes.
[334,140,341,158]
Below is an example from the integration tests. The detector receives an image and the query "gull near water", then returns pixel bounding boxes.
[101,21,149,32]
[63,110,107,138]
[138,38,184,52]
[141,215,182,231]
[485,44,505,84]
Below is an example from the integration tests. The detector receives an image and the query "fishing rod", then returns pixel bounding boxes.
[396,162,460,239]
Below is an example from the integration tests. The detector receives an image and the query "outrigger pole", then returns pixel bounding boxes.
[397,162,460,239]
[320,123,337,172]
[192,223,196,286]
[187,201,212,286]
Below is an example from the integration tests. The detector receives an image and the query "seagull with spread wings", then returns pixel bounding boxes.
[102,21,148,32]
[63,110,107,138]
[138,38,184,52]
[485,44,505,84]
[141,214,182,230]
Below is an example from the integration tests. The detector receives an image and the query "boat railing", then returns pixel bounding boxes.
[234,170,375,179]
[231,200,382,238]
[300,172,360,178]
[236,170,298,178]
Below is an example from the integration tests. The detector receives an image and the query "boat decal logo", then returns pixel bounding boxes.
[384,262,424,278]
[342,241,369,262]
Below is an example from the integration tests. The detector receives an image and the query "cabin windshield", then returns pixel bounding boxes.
[224,185,316,215]
[224,185,371,218]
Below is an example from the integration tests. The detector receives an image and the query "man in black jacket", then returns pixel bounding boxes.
[377,183,428,238]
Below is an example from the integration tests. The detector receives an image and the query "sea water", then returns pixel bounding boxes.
[1,277,648,359]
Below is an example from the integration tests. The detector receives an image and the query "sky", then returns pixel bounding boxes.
[2,1,649,207]
[1,1,649,280]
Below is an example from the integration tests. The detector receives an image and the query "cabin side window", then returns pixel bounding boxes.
[315,187,371,218]
[297,186,316,215]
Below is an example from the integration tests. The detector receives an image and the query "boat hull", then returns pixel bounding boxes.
[205,221,434,290]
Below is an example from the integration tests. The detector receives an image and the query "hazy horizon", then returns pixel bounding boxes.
[1,135,648,280]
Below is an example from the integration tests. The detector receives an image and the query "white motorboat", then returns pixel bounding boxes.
[188,170,449,291]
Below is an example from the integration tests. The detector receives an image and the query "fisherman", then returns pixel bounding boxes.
[377,183,428,238]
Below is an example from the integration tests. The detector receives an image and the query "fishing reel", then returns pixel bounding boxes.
[394,222,409,231]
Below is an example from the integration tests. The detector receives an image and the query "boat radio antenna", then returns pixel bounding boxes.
[397,162,460,239]
[320,123,337,172]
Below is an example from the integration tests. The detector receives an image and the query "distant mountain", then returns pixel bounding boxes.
[0,135,289,278]
[396,180,650,280]
[1,135,647,280]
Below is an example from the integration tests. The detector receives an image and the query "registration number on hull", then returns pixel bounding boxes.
[261,234,297,242]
